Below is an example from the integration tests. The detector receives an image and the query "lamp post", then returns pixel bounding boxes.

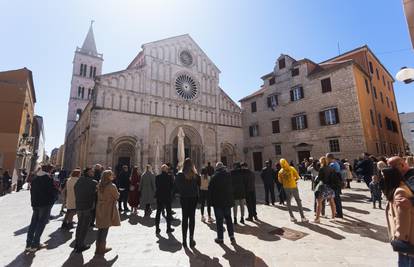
[396,67,414,84]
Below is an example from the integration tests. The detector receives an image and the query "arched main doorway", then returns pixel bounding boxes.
[167,126,203,171]
[221,143,235,168]
[112,137,136,175]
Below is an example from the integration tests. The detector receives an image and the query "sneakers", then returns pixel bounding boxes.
[290,217,297,222]
[201,215,206,222]
[301,217,309,223]
[214,238,224,244]
[313,218,320,223]
[253,215,258,220]
[240,218,245,224]
[246,217,254,222]
[230,237,236,244]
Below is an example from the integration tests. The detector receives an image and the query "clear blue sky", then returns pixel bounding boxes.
[1,0,413,154]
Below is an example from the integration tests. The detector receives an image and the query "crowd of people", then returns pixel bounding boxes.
[8,152,414,266]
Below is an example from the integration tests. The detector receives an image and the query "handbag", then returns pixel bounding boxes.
[391,239,414,254]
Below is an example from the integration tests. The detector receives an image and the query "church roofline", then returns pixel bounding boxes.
[141,34,221,73]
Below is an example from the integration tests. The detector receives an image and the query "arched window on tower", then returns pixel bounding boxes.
[81,87,85,99]
[93,67,96,78]
[83,64,87,77]
[78,86,82,98]
[76,109,82,121]
[80,64,84,75]
[88,88,92,99]
[89,66,93,78]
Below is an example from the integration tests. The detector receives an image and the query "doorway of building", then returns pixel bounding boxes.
[116,156,131,175]
[252,152,263,171]
[297,151,311,163]
[172,136,191,167]
[221,156,228,167]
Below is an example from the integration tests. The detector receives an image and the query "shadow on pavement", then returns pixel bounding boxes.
[269,204,311,212]
[295,221,345,240]
[235,219,281,242]
[330,214,389,243]
[341,192,371,203]
[184,247,222,267]
[14,226,29,236]
[45,228,73,249]
[156,233,182,253]
[221,243,269,267]
[5,251,35,267]
[62,253,118,267]
[342,205,370,215]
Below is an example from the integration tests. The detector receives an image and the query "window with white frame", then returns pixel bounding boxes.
[290,86,304,101]
[292,114,307,130]
[249,124,259,137]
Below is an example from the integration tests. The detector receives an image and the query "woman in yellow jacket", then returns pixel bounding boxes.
[278,159,308,222]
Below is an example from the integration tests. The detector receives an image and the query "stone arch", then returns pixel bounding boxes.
[112,136,137,174]
[110,77,118,87]
[221,142,236,168]
[119,75,126,89]
[168,125,203,170]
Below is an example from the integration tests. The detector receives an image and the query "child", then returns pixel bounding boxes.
[369,175,382,209]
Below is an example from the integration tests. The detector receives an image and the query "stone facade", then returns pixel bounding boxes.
[240,47,404,170]
[64,33,243,173]
[400,112,414,154]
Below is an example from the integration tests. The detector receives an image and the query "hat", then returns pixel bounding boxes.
[215,162,226,170]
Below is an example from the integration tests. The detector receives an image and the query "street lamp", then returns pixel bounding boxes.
[396,67,414,84]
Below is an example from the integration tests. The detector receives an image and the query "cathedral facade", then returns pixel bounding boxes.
[64,26,243,172]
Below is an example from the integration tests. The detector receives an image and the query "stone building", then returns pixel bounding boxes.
[0,68,37,185]
[400,112,414,154]
[240,46,404,171]
[64,29,243,172]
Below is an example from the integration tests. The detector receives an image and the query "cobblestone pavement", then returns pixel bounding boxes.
[0,179,396,267]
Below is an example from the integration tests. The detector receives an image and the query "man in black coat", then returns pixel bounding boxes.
[355,153,374,187]
[117,165,130,212]
[155,164,175,234]
[26,164,57,252]
[74,167,98,253]
[231,162,247,224]
[242,162,257,221]
[209,162,235,244]
[260,161,276,205]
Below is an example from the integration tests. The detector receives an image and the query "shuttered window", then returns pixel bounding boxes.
[319,108,339,125]
[292,115,307,130]
[272,120,280,133]
[290,86,304,101]
[321,78,332,93]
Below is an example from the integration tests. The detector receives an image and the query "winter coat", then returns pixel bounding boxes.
[386,183,414,246]
[65,176,79,210]
[231,169,247,200]
[155,172,174,203]
[209,169,234,208]
[278,159,300,189]
[175,172,200,198]
[30,171,58,207]
[140,171,155,205]
[242,168,256,192]
[117,170,130,189]
[316,166,340,191]
[96,183,121,228]
[260,167,276,185]
[74,176,98,211]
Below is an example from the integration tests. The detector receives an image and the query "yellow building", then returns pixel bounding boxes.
[0,68,36,186]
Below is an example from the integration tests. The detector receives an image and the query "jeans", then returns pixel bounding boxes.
[334,189,343,218]
[399,253,414,267]
[75,209,92,248]
[199,190,211,217]
[245,191,257,218]
[180,197,198,241]
[264,183,275,204]
[233,199,245,219]
[97,228,109,243]
[276,182,286,204]
[26,205,53,248]
[155,200,172,229]
[214,207,234,240]
[285,188,305,218]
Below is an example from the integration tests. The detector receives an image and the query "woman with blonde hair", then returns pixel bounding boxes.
[175,158,201,248]
[61,168,81,229]
[314,157,337,223]
[95,170,120,255]
[140,164,155,216]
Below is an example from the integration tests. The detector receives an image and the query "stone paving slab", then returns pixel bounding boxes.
[0,180,396,267]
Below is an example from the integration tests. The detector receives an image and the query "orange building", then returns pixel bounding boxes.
[0,68,36,186]
[324,46,405,156]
